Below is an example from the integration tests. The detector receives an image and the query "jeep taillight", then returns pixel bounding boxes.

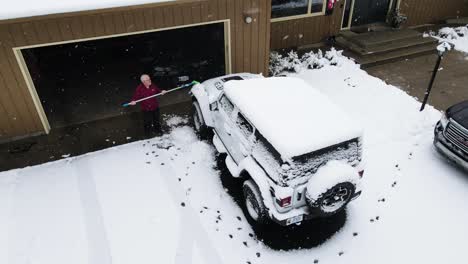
[277,196,292,207]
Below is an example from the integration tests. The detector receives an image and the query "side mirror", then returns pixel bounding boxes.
[210,101,218,111]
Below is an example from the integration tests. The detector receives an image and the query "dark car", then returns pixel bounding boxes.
[434,100,468,171]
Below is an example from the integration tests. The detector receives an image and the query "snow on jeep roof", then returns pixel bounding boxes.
[224,77,363,159]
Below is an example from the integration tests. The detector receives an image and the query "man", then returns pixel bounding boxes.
[129,74,166,137]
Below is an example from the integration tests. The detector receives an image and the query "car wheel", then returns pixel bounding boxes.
[191,101,211,140]
[243,179,269,224]
[307,182,355,217]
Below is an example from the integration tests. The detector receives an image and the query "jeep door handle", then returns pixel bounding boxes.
[224,123,231,135]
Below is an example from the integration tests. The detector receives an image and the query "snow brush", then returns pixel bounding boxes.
[122,80,200,107]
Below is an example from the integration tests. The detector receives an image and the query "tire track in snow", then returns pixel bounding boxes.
[72,159,112,264]
[159,152,223,264]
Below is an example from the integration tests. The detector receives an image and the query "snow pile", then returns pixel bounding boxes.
[224,76,362,159]
[164,115,189,127]
[0,0,175,20]
[305,160,360,203]
[426,25,468,53]
[269,48,347,76]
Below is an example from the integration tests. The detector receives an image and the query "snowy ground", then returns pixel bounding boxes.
[2,57,468,264]
[426,25,468,53]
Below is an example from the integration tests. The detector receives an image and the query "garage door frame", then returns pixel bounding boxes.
[12,19,232,134]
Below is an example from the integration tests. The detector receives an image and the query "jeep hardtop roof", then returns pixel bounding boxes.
[223,77,363,159]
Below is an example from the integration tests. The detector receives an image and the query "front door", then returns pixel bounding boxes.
[351,0,391,27]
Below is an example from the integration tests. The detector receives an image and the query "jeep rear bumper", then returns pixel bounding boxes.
[270,190,361,226]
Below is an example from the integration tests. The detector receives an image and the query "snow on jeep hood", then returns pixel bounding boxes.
[224,77,363,159]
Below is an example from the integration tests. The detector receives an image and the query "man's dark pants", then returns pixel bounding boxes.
[143,109,161,137]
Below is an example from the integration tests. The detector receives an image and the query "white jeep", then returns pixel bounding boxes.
[190,73,364,226]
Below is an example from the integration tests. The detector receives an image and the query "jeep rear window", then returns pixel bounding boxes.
[219,95,235,116]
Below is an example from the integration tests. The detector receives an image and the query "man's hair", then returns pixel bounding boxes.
[140,74,151,82]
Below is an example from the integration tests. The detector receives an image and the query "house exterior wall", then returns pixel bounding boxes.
[270,0,468,51]
[270,2,344,50]
[399,0,468,26]
[0,0,272,141]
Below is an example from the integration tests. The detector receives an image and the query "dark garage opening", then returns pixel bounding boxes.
[22,22,226,129]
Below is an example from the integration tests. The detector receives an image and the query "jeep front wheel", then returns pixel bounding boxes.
[243,180,269,224]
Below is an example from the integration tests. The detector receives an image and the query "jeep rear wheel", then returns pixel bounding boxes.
[243,180,269,224]
[307,182,355,217]
[191,101,211,140]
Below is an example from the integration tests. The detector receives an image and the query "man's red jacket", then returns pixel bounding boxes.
[132,83,162,111]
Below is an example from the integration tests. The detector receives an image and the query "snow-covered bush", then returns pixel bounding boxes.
[425,25,468,53]
[269,48,346,76]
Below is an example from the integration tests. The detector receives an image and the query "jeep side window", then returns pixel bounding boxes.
[219,95,234,117]
[236,112,254,137]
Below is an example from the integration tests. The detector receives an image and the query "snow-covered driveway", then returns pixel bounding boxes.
[1,58,468,264]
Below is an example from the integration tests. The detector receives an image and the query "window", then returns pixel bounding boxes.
[219,95,234,116]
[236,112,254,137]
[311,0,324,13]
[271,0,325,20]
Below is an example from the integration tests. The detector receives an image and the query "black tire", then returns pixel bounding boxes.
[243,179,269,224]
[191,100,211,140]
[306,182,355,218]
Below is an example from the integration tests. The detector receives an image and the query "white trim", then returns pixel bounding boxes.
[12,19,231,134]
[341,0,356,30]
[13,49,51,134]
[224,20,232,74]
[271,0,327,23]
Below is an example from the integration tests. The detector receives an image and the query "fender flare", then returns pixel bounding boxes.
[191,84,214,127]
[236,157,276,215]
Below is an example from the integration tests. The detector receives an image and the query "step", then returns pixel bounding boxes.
[357,43,438,68]
[446,17,468,25]
[344,29,423,49]
[337,35,438,56]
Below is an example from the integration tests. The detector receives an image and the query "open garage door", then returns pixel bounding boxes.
[20,21,228,129]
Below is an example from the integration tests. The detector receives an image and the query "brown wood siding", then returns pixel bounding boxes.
[0,0,271,141]
[399,0,468,26]
[270,3,344,50]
